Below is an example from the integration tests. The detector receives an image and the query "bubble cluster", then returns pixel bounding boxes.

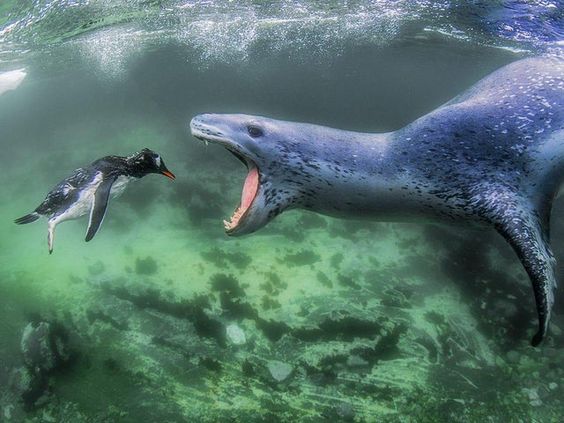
[0,0,562,75]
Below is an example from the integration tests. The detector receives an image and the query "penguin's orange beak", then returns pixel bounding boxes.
[161,170,176,180]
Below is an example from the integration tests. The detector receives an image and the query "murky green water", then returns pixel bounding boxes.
[1,1,563,421]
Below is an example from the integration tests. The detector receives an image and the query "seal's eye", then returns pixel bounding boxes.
[247,125,263,138]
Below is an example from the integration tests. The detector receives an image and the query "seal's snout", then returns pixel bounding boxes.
[189,114,210,134]
[190,113,221,128]
[189,116,200,131]
[190,114,227,143]
[190,113,211,126]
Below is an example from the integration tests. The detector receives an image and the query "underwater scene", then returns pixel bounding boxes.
[1,1,563,421]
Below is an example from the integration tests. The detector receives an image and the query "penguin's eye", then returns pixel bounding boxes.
[153,155,161,167]
[247,125,263,138]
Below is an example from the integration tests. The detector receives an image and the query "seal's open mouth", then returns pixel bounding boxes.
[190,123,260,234]
[223,150,260,233]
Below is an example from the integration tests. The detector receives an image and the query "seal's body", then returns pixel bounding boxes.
[15,148,175,253]
[190,57,564,346]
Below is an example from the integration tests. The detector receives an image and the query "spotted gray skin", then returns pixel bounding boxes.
[191,56,564,346]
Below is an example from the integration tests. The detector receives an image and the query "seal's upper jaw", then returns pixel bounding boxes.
[190,114,265,236]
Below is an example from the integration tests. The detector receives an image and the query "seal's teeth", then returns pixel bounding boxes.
[225,206,245,231]
[205,140,209,146]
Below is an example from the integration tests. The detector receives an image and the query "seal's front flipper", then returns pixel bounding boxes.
[85,176,116,242]
[495,209,557,346]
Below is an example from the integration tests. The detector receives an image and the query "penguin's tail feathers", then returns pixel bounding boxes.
[14,212,40,225]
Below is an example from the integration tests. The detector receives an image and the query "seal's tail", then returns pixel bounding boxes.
[14,212,39,224]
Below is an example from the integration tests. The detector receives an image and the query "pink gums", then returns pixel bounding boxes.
[225,165,259,230]
[241,166,259,212]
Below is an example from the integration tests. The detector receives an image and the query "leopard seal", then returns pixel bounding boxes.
[190,56,564,346]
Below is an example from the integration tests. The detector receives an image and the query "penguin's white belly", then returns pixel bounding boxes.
[110,175,135,198]
[49,174,134,226]
[53,173,104,224]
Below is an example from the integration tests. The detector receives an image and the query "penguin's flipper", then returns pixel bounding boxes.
[85,176,116,242]
[494,204,556,347]
[47,220,55,254]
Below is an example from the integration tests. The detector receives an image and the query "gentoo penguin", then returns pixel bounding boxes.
[15,148,175,253]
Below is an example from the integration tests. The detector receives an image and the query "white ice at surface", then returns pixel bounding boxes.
[0,68,26,95]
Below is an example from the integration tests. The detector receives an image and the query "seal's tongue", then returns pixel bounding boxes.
[224,165,259,231]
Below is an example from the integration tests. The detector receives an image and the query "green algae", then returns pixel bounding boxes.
[280,249,321,267]
[201,247,252,270]
[2,213,564,421]
[134,256,158,275]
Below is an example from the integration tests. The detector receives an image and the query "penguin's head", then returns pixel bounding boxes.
[130,148,175,179]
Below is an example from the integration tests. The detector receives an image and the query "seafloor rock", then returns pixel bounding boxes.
[505,350,520,363]
[87,261,106,276]
[266,360,294,382]
[21,322,69,373]
[135,256,158,275]
[9,366,35,396]
[326,402,356,422]
[225,323,246,345]
[8,366,47,410]
[10,320,74,411]
[346,354,369,368]
[0,397,26,423]
[522,387,542,407]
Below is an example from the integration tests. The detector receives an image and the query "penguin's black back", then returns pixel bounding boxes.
[35,167,94,216]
